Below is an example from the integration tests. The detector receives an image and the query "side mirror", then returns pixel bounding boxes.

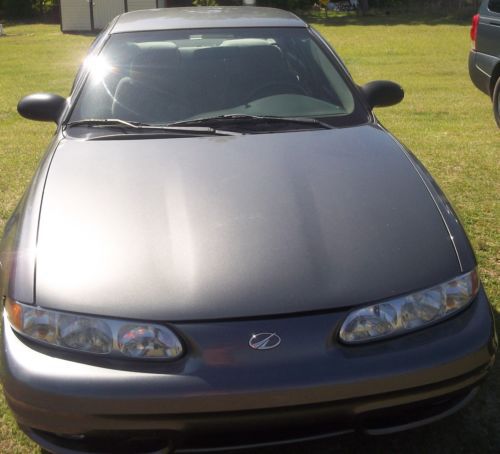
[361,81,404,109]
[17,93,67,123]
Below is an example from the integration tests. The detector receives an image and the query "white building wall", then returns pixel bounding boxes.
[60,0,92,32]
[61,0,164,32]
[128,0,158,11]
[93,0,125,30]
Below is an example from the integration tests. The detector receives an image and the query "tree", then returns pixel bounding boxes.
[32,0,53,15]
[5,0,32,17]
[359,0,369,14]
[38,0,46,15]
[193,0,218,5]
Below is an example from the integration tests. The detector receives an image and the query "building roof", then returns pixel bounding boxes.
[110,7,307,34]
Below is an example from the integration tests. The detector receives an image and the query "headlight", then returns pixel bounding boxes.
[4,299,183,360]
[339,269,479,344]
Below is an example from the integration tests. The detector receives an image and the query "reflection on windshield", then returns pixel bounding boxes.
[71,28,364,128]
[84,55,113,85]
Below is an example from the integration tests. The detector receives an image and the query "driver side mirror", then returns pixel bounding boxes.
[361,81,404,109]
[17,93,67,123]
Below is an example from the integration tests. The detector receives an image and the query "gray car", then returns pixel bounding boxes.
[0,7,496,454]
[469,0,500,127]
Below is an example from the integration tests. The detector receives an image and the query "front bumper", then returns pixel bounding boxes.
[1,288,496,453]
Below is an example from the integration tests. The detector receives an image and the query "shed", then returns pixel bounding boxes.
[60,0,167,32]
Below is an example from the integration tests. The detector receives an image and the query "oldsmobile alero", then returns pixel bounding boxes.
[0,7,496,454]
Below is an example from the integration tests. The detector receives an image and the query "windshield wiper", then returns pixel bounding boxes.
[64,119,240,136]
[65,119,149,129]
[167,114,334,130]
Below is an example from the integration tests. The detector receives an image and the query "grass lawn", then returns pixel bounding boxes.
[0,13,499,454]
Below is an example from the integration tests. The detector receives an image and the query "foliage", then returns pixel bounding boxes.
[257,0,482,12]
[32,0,54,15]
[193,0,218,5]
[259,0,316,12]
[2,0,59,18]
[0,0,484,17]
[4,0,32,18]
[359,0,482,10]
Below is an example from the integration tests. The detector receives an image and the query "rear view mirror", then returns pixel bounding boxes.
[17,93,67,123]
[361,81,404,109]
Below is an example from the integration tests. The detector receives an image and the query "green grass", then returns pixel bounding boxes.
[0,16,498,454]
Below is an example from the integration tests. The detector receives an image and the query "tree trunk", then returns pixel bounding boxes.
[359,0,369,15]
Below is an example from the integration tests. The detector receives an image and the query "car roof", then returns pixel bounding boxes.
[110,6,307,34]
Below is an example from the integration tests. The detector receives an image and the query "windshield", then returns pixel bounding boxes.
[69,27,368,128]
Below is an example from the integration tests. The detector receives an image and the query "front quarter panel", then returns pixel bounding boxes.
[0,134,61,304]
[384,132,476,273]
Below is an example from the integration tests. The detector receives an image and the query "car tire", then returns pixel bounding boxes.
[493,76,500,128]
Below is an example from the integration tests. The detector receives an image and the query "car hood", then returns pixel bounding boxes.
[35,125,460,320]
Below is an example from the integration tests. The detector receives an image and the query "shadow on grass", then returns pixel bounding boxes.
[301,9,474,27]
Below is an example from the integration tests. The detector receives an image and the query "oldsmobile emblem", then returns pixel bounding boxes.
[249,333,281,350]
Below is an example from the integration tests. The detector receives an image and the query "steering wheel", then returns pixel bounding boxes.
[244,81,307,104]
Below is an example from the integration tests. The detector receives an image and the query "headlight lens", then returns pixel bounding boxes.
[339,269,479,344]
[5,300,183,360]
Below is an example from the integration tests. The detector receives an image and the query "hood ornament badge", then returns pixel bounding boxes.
[249,333,281,350]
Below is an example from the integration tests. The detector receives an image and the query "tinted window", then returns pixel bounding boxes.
[489,0,500,13]
[69,28,367,127]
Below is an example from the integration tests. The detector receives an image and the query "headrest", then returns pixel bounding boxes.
[131,44,181,75]
[220,38,275,47]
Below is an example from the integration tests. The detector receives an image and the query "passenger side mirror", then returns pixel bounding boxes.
[17,93,67,123]
[361,81,404,109]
